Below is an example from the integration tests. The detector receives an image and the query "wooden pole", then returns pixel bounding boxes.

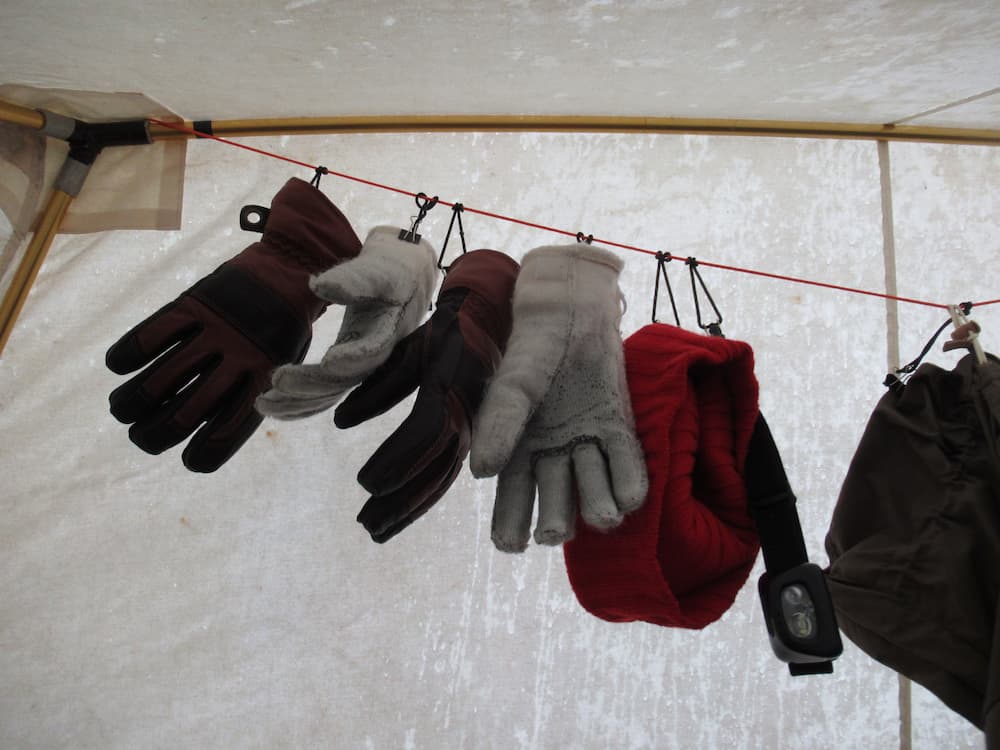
[146,114,1000,147]
[0,188,74,356]
[0,98,44,129]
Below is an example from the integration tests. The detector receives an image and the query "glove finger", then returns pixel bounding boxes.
[355,388,447,495]
[470,316,569,478]
[605,432,649,514]
[319,304,406,378]
[128,356,235,457]
[127,377,207,456]
[105,301,196,375]
[491,449,536,553]
[357,433,461,542]
[183,378,264,472]
[532,453,576,546]
[334,332,423,428]
[254,385,348,420]
[262,361,360,399]
[572,442,624,530]
[108,336,213,424]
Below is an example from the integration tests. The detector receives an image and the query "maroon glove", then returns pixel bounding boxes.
[334,249,519,542]
[106,178,361,472]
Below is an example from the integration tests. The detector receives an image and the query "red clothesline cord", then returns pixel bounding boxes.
[148,117,997,311]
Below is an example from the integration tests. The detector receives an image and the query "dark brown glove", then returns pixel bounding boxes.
[106,178,361,472]
[334,249,520,542]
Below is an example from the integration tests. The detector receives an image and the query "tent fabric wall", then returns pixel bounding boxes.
[1,131,996,748]
[2,1,999,128]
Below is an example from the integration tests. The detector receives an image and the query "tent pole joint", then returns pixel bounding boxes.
[38,109,153,166]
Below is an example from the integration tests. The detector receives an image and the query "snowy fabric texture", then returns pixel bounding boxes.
[471,243,647,552]
[1,132,994,750]
[256,225,438,419]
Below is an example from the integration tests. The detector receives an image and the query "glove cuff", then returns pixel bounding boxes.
[361,225,438,274]
[442,249,519,301]
[442,249,520,349]
[263,178,362,272]
[521,243,624,275]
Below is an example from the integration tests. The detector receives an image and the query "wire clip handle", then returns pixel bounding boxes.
[399,192,438,244]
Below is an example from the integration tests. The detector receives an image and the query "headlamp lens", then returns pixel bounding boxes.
[781,584,817,639]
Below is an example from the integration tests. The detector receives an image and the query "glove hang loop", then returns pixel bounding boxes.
[310,165,329,188]
[437,202,467,272]
[651,251,681,326]
[686,257,724,337]
[399,192,439,244]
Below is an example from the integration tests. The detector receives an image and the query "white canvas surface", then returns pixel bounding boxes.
[1,1,999,127]
[1,132,995,748]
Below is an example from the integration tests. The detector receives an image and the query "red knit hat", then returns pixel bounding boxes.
[563,323,761,629]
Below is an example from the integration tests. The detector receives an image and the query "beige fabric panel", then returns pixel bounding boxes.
[0,84,186,234]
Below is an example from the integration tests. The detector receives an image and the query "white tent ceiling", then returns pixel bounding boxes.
[1,0,999,127]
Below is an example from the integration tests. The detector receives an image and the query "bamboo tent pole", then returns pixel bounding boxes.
[0,98,45,129]
[0,188,74,355]
[2,95,999,146]
[146,114,1000,147]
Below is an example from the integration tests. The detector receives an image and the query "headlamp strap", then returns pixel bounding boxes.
[744,414,843,675]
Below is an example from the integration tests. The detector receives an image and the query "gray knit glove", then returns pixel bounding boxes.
[256,226,437,419]
[470,243,648,552]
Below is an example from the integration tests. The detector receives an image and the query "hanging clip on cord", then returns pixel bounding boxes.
[437,203,467,272]
[399,192,438,244]
[686,257,724,337]
[945,303,987,365]
[885,302,984,392]
[651,252,681,326]
[576,232,594,244]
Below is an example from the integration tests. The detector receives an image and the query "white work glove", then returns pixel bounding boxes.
[470,243,648,552]
[255,226,437,419]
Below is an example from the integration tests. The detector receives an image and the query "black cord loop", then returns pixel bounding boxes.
[884,300,975,391]
[651,252,681,326]
[310,165,329,188]
[686,257,724,336]
[437,202,467,272]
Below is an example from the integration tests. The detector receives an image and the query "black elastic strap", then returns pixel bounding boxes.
[190,265,310,364]
[744,414,808,573]
[744,413,842,674]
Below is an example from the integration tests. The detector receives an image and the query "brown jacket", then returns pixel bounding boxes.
[825,353,1000,748]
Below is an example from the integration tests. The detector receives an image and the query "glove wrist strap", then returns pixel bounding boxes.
[191,265,312,364]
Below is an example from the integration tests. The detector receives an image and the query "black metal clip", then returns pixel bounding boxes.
[651,252,680,326]
[686,257,724,337]
[399,192,438,244]
[576,231,594,244]
[239,205,270,233]
[437,202,467,272]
